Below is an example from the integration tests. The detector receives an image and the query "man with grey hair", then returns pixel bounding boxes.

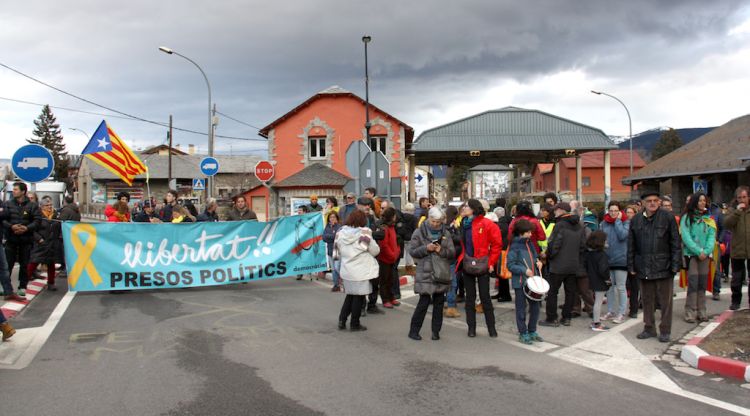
[197,198,220,222]
[339,192,357,223]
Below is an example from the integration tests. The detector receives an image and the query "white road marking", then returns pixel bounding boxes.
[0,291,77,370]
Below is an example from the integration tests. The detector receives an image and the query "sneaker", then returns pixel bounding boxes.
[636,330,656,339]
[658,333,670,343]
[518,333,533,345]
[47,284,57,292]
[383,302,394,309]
[712,293,720,301]
[612,314,626,324]
[628,311,638,319]
[538,320,560,327]
[331,286,340,292]
[560,319,571,326]
[729,303,739,311]
[17,288,26,297]
[391,299,401,307]
[528,332,544,342]
[591,322,609,332]
[601,312,616,321]
[394,294,401,300]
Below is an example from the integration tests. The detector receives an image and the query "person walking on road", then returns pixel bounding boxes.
[335,210,380,331]
[680,193,716,322]
[599,202,630,324]
[458,199,502,338]
[2,182,42,297]
[724,185,750,310]
[323,211,342,292]
[628,191,682,343]
[408,207,456,341]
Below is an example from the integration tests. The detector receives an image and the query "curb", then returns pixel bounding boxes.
[1,279,47,320]
[680,310,750,382]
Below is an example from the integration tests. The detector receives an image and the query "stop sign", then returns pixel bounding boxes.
[254,160,275,182]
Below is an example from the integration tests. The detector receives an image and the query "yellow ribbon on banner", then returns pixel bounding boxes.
[69,224,103,288]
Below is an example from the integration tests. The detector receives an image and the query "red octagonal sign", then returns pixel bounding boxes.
[254,160,275,182]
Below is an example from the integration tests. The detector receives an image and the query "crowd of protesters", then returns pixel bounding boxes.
[1,180,748,346]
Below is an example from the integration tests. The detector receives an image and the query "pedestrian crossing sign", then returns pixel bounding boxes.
[192,178,206,191]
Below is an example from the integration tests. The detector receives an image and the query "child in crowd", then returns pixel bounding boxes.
[585,231,611,331]
[506,219,544,344]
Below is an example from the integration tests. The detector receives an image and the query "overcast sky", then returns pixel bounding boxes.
[2,0,749,160]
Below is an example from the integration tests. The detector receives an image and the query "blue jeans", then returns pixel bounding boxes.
[0,309,6,324]
[328,255,341,288]
[0,245,12,296]
[514,288,540,334]
[607,269,628,316]
[446,263,458,307]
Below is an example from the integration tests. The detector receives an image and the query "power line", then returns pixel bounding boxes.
[215,110,262,131]
[0,62,266,142]
[0,96,137,121]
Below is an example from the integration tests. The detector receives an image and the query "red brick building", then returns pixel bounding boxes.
[532,150,645,202]
[244,86,413,218]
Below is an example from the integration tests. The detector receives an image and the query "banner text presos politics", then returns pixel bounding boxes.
[110,261,287,288]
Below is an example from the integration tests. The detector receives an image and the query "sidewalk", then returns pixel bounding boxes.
[1,278,48,319]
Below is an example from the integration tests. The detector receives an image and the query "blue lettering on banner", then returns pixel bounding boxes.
[62,213,326,292]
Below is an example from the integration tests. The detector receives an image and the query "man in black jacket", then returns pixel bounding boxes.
[628,191,682,343]
[540,202,585,327]
[196,198,220,222]
[2,182,42,296]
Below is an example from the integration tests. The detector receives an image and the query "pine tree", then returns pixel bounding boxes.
[651,128,683,161]
[27,105,69,181]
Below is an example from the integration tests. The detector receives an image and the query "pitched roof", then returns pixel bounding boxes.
[625,114,750,184]
[83,153,263,184]
[258,85,414,143]
[536,163,554,174]
[412,107,617,153]
[559,149,645,169]
[273,163,351,188]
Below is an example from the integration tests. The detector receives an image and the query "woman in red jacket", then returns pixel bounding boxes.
[375,207,401,309]
[458,199,502,337]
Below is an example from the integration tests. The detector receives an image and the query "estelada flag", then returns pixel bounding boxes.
[82,121,147,186]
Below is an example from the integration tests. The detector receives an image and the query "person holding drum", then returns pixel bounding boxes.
[506,219,546,344]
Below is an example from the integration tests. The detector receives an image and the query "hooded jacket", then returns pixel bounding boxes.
[546,214,586,276]
[334,226,380,282]
[680,212,716,257]
[508,215,546,253]
[376,224,400,264]
[585,248,610,292]
[599,217,629,269]
[506,236,540,289]
[457,215,503,272]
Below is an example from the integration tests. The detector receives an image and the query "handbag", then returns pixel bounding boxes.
[499,249,511,280]
[462,254,489,276]
[430,254,452,284]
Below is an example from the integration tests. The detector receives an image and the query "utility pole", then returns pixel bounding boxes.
[168,115,173,190]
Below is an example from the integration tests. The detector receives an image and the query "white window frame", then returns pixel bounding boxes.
[309,136,326,160]
[369,135,387,154]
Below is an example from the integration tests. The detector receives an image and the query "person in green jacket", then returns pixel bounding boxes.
[680,193,716,323]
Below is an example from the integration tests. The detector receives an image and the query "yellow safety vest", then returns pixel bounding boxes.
[539,220,555,250]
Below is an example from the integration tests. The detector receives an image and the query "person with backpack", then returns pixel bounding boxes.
[407,207,456,340]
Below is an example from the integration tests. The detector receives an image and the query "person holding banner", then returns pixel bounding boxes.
[3,182,41,297]
[27,196,63,291]
[336,210,380,331]
[225,195,257,221]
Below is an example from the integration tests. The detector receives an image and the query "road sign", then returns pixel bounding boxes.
[200,157,219,177]
[693,179,708,194]
[255,160,274,182]
[192,178,206,191]
[12,144,55,183]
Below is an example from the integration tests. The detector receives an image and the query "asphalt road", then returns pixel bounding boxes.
[1,275,747,416]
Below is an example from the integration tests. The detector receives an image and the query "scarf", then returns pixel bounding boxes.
[42,207,54,220]
[603,213,618,224]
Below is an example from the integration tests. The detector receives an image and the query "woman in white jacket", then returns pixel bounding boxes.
[335,210,380,331]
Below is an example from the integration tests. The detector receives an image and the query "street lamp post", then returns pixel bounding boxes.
[69,127,90,140]
[591,90,633,176]
[362,35,374,192]
[159,46,215,197]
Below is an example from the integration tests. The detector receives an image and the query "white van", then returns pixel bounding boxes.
[3,180,67,209]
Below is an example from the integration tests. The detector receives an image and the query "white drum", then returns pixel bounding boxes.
[523,276,549,302]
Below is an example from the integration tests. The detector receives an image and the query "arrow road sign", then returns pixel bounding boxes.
[416,173,423,182]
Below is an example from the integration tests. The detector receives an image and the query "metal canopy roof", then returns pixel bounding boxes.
[410,107,616,165]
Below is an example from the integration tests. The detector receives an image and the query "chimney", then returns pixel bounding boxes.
[188,144,195,155]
